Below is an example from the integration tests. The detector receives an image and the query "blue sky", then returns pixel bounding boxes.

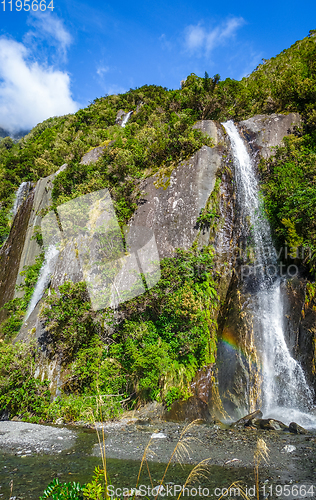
[0,0,315,132]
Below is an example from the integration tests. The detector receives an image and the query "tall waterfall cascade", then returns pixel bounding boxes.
[223,120,316,427]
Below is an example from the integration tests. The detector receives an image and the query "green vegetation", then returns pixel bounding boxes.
[50,105,212,227]
[259,133,316,274]
[0,86,212,242]
[1,30,316,242]
[196,177,221,232]
[209,29,316,123]
[0,338,124,423]
[40,478,84,500]
[0,341,50,423]
[0,246,219,422]
[37,247,219,412]
[1,30,316,421]
[40,282,101,361]
[0,253,44,339]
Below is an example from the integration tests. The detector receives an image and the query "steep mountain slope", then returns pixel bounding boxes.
[0,30,316,423]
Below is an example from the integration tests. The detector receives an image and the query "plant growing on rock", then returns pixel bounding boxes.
[0,341,51,422]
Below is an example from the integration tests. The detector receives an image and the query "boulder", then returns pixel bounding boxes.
[0,409,10,421]
[289,422,308,434]
[282,445,296,453]
[164,396,212,423]
[232,409,263,428]
[254,418,288,431]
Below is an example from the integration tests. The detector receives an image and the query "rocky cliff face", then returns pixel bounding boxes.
[0,186,34,324]
[1,112,313,416]
[239,113,302,159]
[282,279,316,396]
[129,121,225,258]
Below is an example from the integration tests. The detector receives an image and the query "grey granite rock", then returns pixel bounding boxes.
[239,113,302,159]
[80,146,107,165]
[129,120,223,259]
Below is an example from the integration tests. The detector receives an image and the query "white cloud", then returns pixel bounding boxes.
[96,66,110,77]
[220,18,244,39]
[185,25,205,51]
[25,12,72,60]
[0,38,78,133]
[184,17,245,55]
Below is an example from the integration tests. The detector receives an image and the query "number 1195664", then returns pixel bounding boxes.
[1,0,54,10]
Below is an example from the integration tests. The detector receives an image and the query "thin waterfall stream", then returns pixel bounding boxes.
[121,111,133,127]
[25,245,59,321]
[12,181,31,217]
[223,120,316,427]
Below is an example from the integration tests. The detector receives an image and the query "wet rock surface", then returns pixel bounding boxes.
[0,422,76,455]
[215,114,307,419]
[14,168,66,299]
[254,418,289,431]
[282,277,316,396]
[232,410,263,429]
[289,422,308,434]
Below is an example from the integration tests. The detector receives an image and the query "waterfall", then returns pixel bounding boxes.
[223,120,316,427]
[12,181,31,217]
[25,245,59,321]
[121,111,133,128]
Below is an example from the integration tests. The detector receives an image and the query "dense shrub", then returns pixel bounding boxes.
[0,341,50,422]
[40,282,101,361]
[259,134,316,274]
[38,247,219,407]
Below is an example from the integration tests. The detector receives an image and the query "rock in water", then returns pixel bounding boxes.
[289,422,308,434]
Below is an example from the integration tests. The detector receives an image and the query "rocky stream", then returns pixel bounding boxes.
[1,407,316,499]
